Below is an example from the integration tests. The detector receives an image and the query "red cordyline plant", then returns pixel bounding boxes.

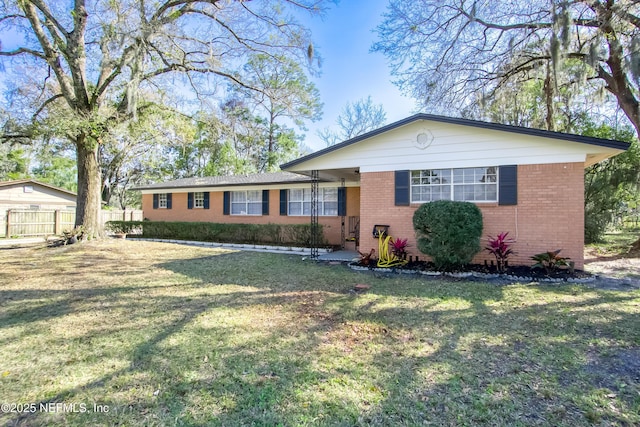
[390,237,409,258]
[485,232,516,272]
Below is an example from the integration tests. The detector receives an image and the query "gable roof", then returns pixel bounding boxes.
[0,179,77,197]
[133,171,322,191]
[281,113,631,170]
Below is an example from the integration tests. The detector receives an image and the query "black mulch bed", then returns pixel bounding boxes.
[348,259,594,283]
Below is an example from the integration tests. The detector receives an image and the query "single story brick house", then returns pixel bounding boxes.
[137,171,360,246]
[138,114,629,268]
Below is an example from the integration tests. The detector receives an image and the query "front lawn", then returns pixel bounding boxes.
[587,229,639,257]
[1,240,639,426]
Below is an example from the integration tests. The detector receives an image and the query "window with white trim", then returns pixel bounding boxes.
[158,193,168,208]
[411,167,498,203]
[194,192,204,208]
[288,188,338,216]
[231,190,262,215]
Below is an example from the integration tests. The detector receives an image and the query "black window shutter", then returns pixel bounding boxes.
[280,189,288,216]
[499,165,518,205]
[166,193,172,209]
[262,190,269,215]
[153,194,159,209]
[187,192,194,209]
[223,191,230,215]
[395,170,410,206]
[338,187,347,216]
[204,192,210,209]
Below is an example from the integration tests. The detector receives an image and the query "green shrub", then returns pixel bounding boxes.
[531,250,571,274]
[412,200,484,270]
[105,221,142,234]
[584,206,611,243]
[105,221,325,247]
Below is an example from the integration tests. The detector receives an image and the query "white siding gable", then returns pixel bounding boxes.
[288,120,622,173]
[0,183,76,207]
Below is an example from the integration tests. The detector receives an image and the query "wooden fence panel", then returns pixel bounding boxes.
[61,211,75,232]
[101,210,144,222]
[8,210,56,237]
[1,209,143,238]
[0,210,5,238]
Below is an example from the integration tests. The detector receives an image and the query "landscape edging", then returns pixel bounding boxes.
[347,262,597,284]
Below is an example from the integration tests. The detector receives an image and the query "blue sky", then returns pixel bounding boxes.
[300,0,418,151]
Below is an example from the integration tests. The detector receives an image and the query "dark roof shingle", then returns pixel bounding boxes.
[134,171,314,191]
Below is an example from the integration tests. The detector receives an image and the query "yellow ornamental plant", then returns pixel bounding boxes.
[377,231,409,268]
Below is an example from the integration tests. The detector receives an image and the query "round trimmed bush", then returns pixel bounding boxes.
[412,200,484,270]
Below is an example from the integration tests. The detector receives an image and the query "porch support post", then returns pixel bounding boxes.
[340,178,346,249]
[310,170,319,259]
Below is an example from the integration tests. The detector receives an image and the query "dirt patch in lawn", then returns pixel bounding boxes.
[584,246,640,290]
[584,347,640,391]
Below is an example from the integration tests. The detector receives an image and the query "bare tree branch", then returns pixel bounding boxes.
[373,0,640,136]
[32,93,64,120]
[0,47,46,59]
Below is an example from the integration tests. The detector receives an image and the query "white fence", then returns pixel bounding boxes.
[101,209,144,223]
[0,209,143,238]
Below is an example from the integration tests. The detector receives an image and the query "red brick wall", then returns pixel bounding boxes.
[141,187,361,246]
[359,163,585,268]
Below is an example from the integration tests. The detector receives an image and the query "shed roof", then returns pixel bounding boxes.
[0,179,77,197]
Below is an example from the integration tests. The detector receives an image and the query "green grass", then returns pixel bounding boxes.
[1,240,639,426]
[587,228,639,256]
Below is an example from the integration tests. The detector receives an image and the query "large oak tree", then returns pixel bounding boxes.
[0,0,328,237]
[373,0,640,136]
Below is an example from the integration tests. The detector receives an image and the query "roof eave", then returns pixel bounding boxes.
[131,177,326,192]
[0,179,77,197]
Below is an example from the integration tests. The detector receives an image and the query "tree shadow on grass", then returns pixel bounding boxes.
[3,286,332,426]
[335,290,640,425]
[154,252,640,424]
[157,253,639,424]
[2,249,363,425]
[2,249,639,426]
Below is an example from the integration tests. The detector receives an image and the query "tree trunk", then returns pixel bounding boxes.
[267,111,276,171]
[75,134,103,238]
[544,64,555,132]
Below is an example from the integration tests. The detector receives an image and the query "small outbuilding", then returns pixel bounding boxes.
[0,179,77,211]
[0,179,77,237]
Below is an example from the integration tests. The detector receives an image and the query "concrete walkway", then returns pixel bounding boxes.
[317,250,360,262]
[131,237,335,257]
[0,236,360,264]
[0,237,48,247]
[133,238,363,261]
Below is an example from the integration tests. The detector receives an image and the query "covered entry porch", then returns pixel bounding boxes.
[294,168,361,259]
